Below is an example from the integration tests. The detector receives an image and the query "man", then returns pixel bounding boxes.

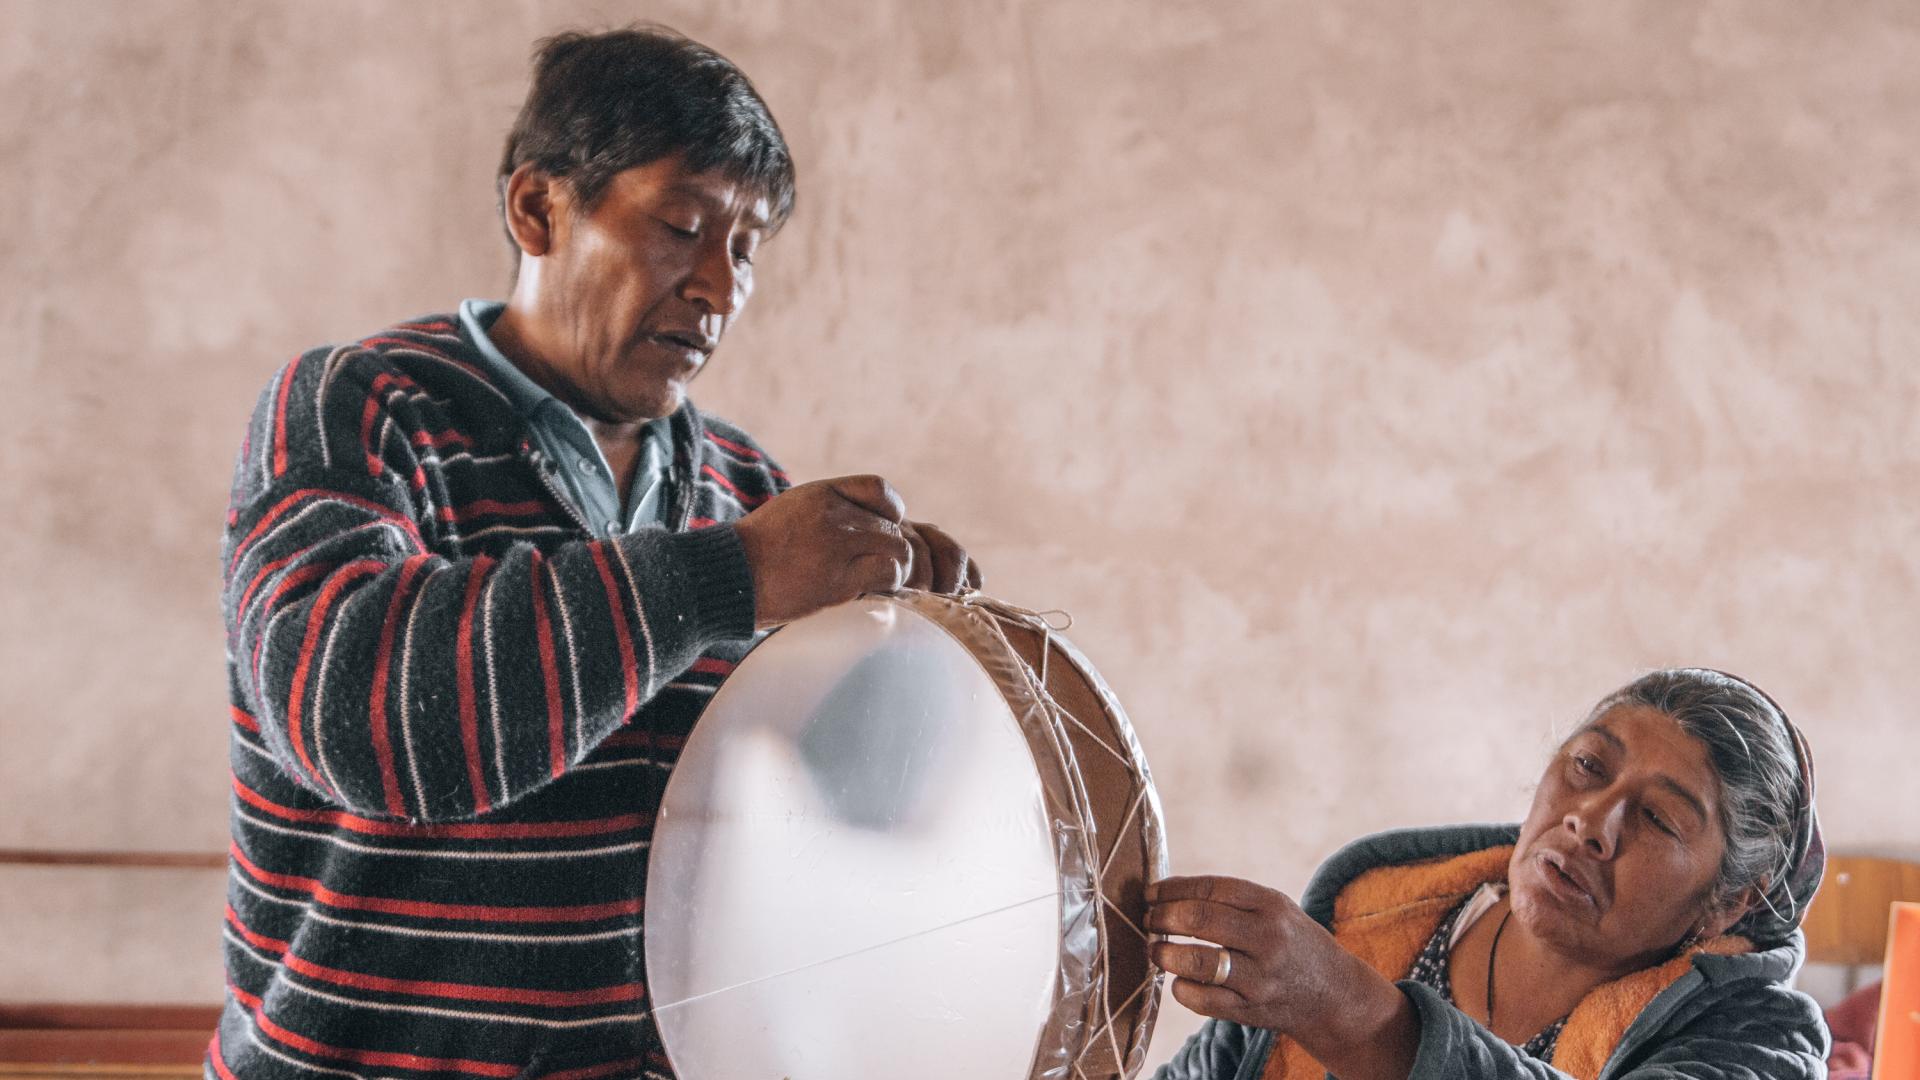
[215,27,976,1077]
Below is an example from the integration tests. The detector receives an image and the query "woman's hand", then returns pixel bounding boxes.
[1146,875,1422,1080]
[1146,875,1342,1032]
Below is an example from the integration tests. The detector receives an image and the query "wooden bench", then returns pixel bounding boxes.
[0,849,224,1078]
[0,1005,220,1078]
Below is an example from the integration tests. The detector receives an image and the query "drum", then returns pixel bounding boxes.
[645,590,1168,1080]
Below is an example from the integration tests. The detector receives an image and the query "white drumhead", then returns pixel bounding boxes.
[646,596,1062,1079]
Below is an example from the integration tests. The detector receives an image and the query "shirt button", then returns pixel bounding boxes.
[578,458,596,475]
[606,520,622,535]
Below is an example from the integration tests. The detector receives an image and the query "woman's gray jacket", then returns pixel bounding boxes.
[1151,824,1829,1080]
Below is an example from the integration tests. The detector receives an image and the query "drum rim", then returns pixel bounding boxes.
[646,591,1168,1080]
[893,591,1169,1080]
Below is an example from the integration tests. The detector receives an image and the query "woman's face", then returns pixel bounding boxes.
[1509,704,1736,974]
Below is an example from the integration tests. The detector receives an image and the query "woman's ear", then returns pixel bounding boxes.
[1695,882,1764,943]
[502,163,563,258]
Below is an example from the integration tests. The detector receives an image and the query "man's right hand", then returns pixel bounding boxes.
[733,475,915,629]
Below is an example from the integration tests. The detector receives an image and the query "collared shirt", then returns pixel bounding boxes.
[459,299,674,537]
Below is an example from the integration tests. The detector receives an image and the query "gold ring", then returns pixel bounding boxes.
[1212,947,1232,986]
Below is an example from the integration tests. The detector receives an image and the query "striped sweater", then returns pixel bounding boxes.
[213,314,788,1079]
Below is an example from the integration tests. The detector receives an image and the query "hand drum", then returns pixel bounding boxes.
[645,592,1167,1079]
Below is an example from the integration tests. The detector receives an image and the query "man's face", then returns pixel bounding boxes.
[1508,704,1733,973]
[536,154,771,423]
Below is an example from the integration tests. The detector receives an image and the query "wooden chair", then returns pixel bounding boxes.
[1802,854,1920,995]
[1877,903,1920,1080]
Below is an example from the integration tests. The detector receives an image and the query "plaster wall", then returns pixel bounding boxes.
[2,0,1916,1068]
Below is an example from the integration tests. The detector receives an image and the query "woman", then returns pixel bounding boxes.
[1150,669,1828,1080]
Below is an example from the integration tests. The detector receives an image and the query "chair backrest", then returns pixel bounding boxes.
[1803,855,1920,967]
[1874,902,1920,1080]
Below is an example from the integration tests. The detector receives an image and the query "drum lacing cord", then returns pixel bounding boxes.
[961,593,1160,1079]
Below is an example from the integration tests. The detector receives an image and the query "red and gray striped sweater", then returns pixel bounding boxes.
[214,315,788,1078]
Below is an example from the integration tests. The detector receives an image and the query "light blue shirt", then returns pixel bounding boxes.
[460,299,674,537]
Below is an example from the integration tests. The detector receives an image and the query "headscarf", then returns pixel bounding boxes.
[1710,670,1825,945]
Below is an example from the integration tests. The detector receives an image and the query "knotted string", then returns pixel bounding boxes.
[956,591,1160,1078]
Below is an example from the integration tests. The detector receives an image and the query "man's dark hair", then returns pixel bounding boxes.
[498,26,795,242]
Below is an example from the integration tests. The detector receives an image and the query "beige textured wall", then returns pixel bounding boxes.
[3,0,1916,1066]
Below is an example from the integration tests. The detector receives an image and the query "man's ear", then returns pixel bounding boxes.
[502,163,566,258]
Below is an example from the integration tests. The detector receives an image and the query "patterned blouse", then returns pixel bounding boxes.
[1404,889,1568,1062]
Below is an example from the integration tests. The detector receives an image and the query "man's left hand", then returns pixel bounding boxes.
[901,521,982,595]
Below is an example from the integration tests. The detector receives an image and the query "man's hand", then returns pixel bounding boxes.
[732,475,982,629]
[901,521,983,595]
[1147,875,1420,1080]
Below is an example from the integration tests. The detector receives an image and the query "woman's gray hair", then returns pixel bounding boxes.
[1585,668,1810,938]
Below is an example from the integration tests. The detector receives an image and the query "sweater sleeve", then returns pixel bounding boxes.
[1399,980,1828,1080]
[222,354,756,822]
[1152,1020,1268,1080]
